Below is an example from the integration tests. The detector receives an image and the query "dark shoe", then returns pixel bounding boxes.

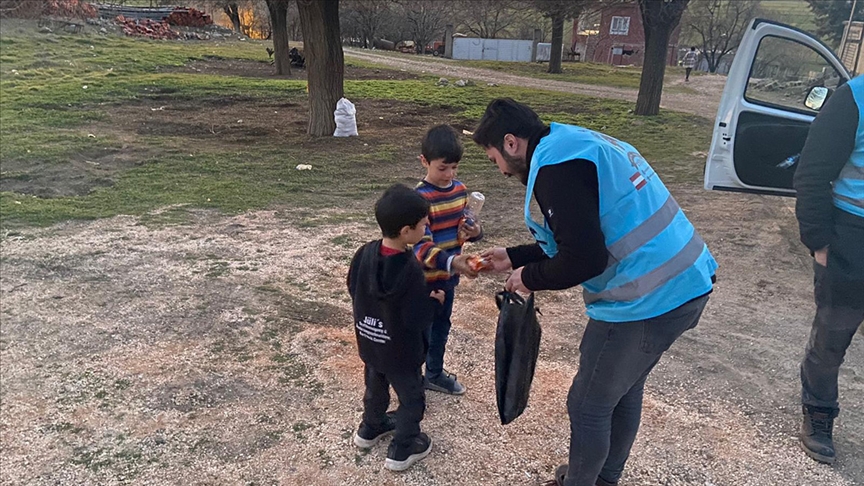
[384,432,432,472]
[354,411,396,449]
[424,370,466,395]
[541,464,618,486]
[800,406,838,464]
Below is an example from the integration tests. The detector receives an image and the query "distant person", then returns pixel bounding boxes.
[413,125,483,396]
[472,98,717,486]
[794,75,864,465]
[347,184,437,472]
[683,46,699,82]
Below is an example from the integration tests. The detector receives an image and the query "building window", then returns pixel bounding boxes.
[610,16,630,35]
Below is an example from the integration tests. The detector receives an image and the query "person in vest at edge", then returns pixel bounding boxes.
[473,99,718,486]
[794,75,864,465]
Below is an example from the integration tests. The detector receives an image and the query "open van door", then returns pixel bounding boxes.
[705,19,850,196]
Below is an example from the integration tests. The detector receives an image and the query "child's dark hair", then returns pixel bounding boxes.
[472,98,546,151]
[422,125,463,164]
[375,184,430,238]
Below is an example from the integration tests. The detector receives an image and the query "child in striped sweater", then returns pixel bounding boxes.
[413,125,483,395]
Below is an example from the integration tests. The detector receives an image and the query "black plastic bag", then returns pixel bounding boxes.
[495,291,542,425]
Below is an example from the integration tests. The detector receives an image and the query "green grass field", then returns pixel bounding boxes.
[0,22,712,230]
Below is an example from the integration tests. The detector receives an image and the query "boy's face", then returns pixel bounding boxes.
[402,216,429,245]
[421,156,458,188]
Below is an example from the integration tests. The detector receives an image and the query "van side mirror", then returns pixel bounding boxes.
[804,86,831,111]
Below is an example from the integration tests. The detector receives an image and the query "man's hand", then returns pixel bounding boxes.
[504,267,530,294]
[479,247,512,273]
[430,289,445,304]
[458,219,482,241]
[451,254,479,278]
[814,246,829,267]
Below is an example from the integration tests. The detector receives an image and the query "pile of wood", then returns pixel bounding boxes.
[116,15,181,40]
[165,7,212,27]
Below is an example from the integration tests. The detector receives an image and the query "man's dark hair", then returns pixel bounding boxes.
[421,124,463,164]
[472,98,546,151]
[375,184,430,238]
[690,46,696,51]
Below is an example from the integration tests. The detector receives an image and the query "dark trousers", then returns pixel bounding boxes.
[425,288,455,379]
[685,67,693,80]
[801,263,864,411]
[362,364,425,450]
[564,295,709,486]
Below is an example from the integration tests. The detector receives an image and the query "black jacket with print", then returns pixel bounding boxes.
[347,240,433,373]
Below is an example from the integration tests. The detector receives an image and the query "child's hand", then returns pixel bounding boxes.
[450,254,479,278]
[430,289,445,304]
[458,219,482,241]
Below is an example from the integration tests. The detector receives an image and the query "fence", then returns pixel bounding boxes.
[451,37,534,62]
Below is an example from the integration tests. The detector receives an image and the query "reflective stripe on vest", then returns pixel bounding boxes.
[525,123,718,322]
[833,75,864,218]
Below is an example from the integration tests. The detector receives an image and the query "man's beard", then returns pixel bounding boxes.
[501,151,528,184]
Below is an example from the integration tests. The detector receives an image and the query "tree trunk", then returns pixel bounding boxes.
[548,11,564,74]
[266,0,291,75]
[297,0,344,136]
[635,0,688,116]
[708,54,717,73]
[223,3,241,32]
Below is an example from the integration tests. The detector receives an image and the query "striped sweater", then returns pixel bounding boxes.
[413,179,482,289]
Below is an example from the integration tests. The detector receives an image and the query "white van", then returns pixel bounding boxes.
[705,19,852,196]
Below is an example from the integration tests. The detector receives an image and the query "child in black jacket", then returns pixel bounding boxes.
[347,184,439,472]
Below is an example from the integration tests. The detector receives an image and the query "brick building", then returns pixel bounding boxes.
[571,2,680,67]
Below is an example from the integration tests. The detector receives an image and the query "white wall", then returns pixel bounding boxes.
[452,38,534,62]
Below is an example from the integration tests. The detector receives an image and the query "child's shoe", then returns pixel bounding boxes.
[354,412,396,448]
[424,370,466,395]
[384,433,432,472]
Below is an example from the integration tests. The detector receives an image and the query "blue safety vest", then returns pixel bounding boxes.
[833,75,864,218]
[525,123,718,322]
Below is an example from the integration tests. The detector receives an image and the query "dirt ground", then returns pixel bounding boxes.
[0,92,454,200]
[2,43,862,486]
[2,181,863,486]
[342,49,727,120]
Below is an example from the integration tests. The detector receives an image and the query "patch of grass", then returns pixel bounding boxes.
[269,353,322,394]
[114,378,132,390]
[329,235,353,248]
[317,449,333,469]
[1,29,711,231]
[70,443,147,478]
[43,421,85,434]
[456,60,646,89]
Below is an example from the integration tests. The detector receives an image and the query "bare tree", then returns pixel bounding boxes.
[684,0,760,73]
[457,0,525,39]
[400,0,450,54]
[342,0,391,48]
[221,2,242,32]
[535,0,586,73]
[515,9,553,41]
[265,0,291,74]
[297,0,344,135]
[635,0,689,116]
[287,0,302,41]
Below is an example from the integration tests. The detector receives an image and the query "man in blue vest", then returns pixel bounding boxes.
[794,74,864,465]
[473,98,718,486]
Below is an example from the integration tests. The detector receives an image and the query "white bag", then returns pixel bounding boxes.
[333,97,358,137]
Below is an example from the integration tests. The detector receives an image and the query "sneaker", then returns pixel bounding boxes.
[353,412,396,449]
[384,432,432,472]
[800,405,838,464]
[424,370,466,395]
